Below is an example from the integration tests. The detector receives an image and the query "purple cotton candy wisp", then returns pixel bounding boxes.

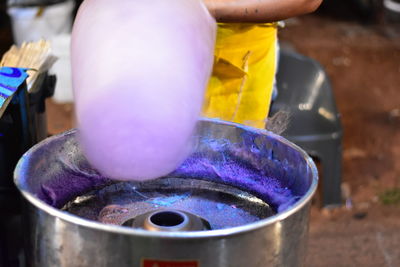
[71,0,216,181]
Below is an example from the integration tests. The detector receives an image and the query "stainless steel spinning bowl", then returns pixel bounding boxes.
[14,119,318,267]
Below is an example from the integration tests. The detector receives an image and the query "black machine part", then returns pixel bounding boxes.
[0,73,55,267]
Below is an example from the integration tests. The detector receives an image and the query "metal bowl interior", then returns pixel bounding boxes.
[14,118,318,238]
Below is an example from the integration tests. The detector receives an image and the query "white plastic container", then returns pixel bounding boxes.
[7,0,75,45]
[7,1,75,103]
[50,33,73,103]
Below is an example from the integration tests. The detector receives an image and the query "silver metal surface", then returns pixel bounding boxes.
[14,118,318,267]
[62,177,275,230]
[128,209,210,232]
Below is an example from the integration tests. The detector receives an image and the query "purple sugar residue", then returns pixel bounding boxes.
[172,152,299,213]
[40,172,109,208]
[170,136,302,212]
[37,134,303,213]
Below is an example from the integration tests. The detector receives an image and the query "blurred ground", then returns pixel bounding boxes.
[2,2,400,266]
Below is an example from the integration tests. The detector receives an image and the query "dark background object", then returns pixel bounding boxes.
[0,0,13,54]
[318,0,383,23]
[0,74,55,267]
[7,0,66,7]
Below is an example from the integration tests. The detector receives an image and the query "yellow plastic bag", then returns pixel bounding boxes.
[202,23,277,129]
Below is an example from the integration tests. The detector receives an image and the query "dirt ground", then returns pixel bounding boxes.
[2,3,400,266]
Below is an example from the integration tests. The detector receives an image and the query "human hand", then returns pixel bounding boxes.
[202,0,323,23]
[203,0,217,18]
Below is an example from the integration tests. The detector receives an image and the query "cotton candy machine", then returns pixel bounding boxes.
[14,119,317,267]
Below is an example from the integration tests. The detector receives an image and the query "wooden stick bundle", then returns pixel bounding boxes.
[1,39,57,92]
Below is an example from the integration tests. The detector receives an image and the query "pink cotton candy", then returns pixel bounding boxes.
[71,0,216,181]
